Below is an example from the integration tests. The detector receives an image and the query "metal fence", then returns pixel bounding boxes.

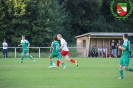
[0,47,85,58]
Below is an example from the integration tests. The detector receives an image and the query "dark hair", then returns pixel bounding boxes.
[124,34,128,39]
[22,35,25,37]
[53,36,57,40]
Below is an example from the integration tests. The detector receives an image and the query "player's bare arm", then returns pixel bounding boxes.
[60,44,64,50]
[50,44,53,52]
[27,44,30,49]
[18,44,21,47]
[118,46,126,50]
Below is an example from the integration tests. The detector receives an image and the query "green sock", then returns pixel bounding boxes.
[62,63,66,67]
[21,55,24,62]
[119,69,123,78]
[50,61,53,66]
[128,68,133,72]
[28,55,34,60]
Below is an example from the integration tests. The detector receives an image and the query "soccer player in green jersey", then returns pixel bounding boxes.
[48,36,66,69]
[118,34,133,79]
[18,35,35,63]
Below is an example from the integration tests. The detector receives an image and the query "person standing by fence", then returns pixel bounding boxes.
[2,39,8,58]
[110,40,118,57]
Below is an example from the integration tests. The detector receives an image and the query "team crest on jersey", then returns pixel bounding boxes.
[110,0,133,20]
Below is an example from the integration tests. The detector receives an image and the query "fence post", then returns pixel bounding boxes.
[84,48,86,57]
[39,47,40,58]
[15,47,16,58]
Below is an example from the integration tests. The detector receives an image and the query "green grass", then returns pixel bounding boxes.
[0,58,133,88]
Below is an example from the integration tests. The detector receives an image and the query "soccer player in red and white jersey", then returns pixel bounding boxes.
[56,34,78,67]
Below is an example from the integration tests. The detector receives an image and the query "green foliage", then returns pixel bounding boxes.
[0,0,133,46]
[0,0,66,46]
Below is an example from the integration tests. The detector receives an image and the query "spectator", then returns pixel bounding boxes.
[98,46,103,57]
[103,46,107,57]
[91,46,98,57]
[2,39,8,58]
[110,40,117,57]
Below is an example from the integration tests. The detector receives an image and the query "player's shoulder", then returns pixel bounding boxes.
[21,39,29,43]
[61,38,65,41]
[25,39,29,42]
[61,38,66,42]
[52,41,59,44]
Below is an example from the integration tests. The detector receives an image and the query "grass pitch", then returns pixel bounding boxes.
[0,58,133,88]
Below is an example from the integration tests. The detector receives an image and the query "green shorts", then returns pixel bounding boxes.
[22,49,28,54]
[119,56,130,66]
[50,53,61,59]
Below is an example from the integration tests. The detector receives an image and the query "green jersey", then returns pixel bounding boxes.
[51,41,60,53]
[21,39,30,50]
[121,39,130,57]
[119,39,130,66]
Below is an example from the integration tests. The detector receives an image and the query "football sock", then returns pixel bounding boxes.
[70,59,75,63]
[62,63,66,67]
[128,68,133,72]
[21,55,24,62]
[50,61,53,66]
[119,69,123,78]
[28,55,34,60]
[56,60,60,67]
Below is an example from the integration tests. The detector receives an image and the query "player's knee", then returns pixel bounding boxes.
[21,53,24,56]
[49,56,52,60]
[66,58,70,61]
[65,56,70,60]
[118,65,122,69]
[26,53,29,56]
[124,67,128,71]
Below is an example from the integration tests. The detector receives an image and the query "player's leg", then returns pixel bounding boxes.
[49,56,53,67]
[65,55,78,66]
[27,53,35,62]
[26,53,35,61]
[59,59,66,69]
[118,58,124,79]
[56,59,60,67]
[118,65,123,79]
[19,53,25,63]
[62,51,75,63]
[57,54,66,69]
[124,66,133,72]
[123,58,133,72]
[25,50,35,62]
[48,53,54,68]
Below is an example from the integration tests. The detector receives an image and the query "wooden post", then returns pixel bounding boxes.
[86,36,89,57]
[86,35,90,57]
[96,39,98,48]
[109,39,110,54]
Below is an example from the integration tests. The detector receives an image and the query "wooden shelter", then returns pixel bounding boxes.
[75,32,133,57]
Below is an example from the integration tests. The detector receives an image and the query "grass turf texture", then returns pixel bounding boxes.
[0,58,133,88]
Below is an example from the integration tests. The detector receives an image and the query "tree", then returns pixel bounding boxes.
[0,0,67,46]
